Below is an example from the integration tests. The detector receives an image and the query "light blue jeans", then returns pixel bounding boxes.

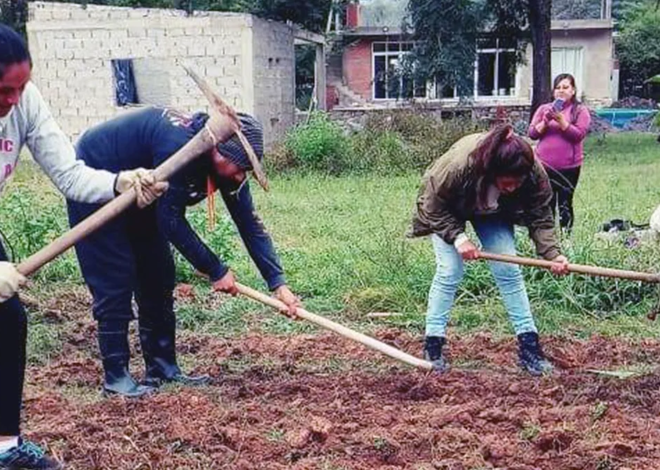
[426,217,537,337]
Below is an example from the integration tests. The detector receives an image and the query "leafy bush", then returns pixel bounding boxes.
[360,111,485,172]
[276,110,484,175]
[284,112,350,174]
[350,130,413,174]
[0,187,80,282]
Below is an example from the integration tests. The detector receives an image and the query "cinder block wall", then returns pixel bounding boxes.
[250,15,295,147]
[26,2,295,147]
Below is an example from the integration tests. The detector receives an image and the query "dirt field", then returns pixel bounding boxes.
[22,288,660,470]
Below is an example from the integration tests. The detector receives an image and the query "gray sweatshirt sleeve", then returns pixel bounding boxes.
[23,83,116,203]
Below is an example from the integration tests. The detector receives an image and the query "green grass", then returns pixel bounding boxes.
[242,132,660,339]
[5,133,660,344]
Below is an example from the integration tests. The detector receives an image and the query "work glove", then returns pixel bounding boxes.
[115,169,169,208]
[0,262,27,302]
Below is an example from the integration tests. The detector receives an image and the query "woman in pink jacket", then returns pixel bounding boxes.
[529,73,591,232]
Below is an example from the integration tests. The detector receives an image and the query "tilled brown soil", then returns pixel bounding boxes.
[21,291,660,469]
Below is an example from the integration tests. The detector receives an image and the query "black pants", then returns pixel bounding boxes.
[544,166,581,230]
[0,240,27,436]
[67,201,178,377]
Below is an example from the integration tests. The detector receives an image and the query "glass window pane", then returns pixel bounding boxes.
[478,37,497,49]
[441,84,456,98]
[498,37,517,49]
[477,52,496,96]
[414,79,426,98]
[387,56,400,98]
[373,43,386,52]
[401,42,413,51]
[402,75,414,98]
[498,51,516,95]
[387,42,400,52]
[374,56,387,98]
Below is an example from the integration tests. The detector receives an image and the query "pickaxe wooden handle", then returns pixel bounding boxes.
[236,283,434,371]
[479,251,660,283]
[17,116,228,276]
[18,67,245,276]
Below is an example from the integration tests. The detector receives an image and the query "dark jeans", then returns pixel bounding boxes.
[0,240,27,436]
[67,202,177,376]
[544,165,581,230]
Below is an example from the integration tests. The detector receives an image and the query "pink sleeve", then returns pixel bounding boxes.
[528,104,548,140]
[563,105,591,143]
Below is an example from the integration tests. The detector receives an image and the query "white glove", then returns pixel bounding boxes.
[115,169,169,208]
[0,262,26,302]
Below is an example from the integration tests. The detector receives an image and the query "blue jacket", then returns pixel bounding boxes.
[76,106,285,290]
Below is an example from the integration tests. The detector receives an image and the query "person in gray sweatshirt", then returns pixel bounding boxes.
[0,25,167,470]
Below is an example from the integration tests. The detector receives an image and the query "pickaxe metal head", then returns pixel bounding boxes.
[183,65,269,191]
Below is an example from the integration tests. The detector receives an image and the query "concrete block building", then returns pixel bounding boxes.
[26,2,323,146]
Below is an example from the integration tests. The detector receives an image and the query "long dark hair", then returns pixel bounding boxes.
[553,73,582,124]
[0,24,31,80]
[470,124,535,203]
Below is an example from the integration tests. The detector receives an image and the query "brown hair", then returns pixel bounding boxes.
[470,124,534,177]
[469,124,535,205]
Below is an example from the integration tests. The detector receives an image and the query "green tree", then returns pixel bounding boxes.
[405,0,553,116]
[616,1,660,97]
[0,0,29,35]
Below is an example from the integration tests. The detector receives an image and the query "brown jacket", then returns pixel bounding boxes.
[409,133,561,260]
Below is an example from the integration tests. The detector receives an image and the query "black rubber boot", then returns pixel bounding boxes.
[139,325,210,389]
[98,320,154,398]
[517,331,553,376]
[423,336,450,373]
[0,438,62,469]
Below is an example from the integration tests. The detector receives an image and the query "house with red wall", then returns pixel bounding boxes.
[327,0,617,110]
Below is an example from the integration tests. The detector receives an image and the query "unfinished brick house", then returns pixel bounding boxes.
[26,1,325,146]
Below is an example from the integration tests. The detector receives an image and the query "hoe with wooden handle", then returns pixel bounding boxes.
[478,251,660,321]
[478,251,660,283]
[16,67,433,372]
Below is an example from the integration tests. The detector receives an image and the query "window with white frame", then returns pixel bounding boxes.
[372,42,426,100]
[475,38,517,97]
[371,38,519,100]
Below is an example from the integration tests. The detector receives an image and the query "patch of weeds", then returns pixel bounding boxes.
[27,323,62,365]
[320,463,350,470]
[220,355,259,375]
[519,422,541,441]
[177,304,218,331]
[59,384,104,406]
[266,428,285,442]
[591,401,609,422]
[373,436,391,451]
[596,455,615,470]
